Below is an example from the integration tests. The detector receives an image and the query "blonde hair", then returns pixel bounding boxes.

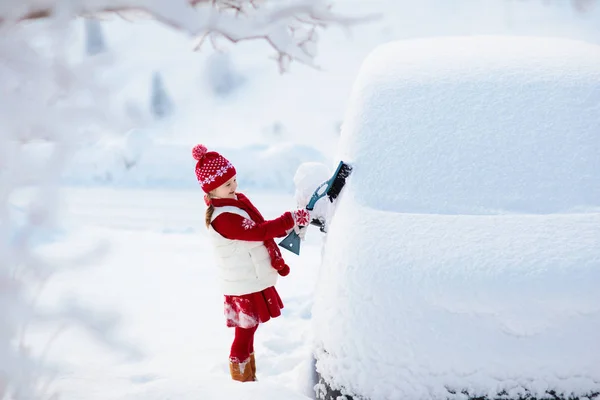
[205,205,214,228]
[205,193,214,228]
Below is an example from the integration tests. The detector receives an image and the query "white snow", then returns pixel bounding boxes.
[337,36,600,214]
[293,162,334,223]
[63,139,326,191]
[24,188,323,400]
[315,200,600,399]
[312,36,600,399]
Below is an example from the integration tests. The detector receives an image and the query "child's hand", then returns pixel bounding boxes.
[294,225,307,241]
[292,209,311,227]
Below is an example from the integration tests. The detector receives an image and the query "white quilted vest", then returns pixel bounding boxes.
[208,206,278,296]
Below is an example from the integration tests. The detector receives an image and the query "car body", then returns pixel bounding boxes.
[311,36,600,400]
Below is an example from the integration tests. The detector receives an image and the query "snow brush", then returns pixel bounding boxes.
[278,161,353,255]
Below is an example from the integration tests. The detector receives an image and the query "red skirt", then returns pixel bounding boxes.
[224,286,284,328]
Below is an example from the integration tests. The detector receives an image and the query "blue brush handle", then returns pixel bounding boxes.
[306,181,329,211]
[306,161,344,210]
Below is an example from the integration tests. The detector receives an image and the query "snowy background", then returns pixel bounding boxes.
[60,0,600,190]
[7,0,600,399]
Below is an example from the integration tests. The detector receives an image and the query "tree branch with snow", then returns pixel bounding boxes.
[1,0,375,72]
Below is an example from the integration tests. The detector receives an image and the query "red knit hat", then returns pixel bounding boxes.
[192,144,237,193]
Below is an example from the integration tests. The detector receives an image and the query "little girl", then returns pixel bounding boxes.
[192,144,310,382]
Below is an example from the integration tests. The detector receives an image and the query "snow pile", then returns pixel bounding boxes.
[293,162,334,223]
[62,138,326,192]
[337,36,600,214]
[115,377,312,400]
[312,36,600,399]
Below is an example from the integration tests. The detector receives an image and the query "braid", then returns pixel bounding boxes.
[205,193,214,228]
[205,204,214,228]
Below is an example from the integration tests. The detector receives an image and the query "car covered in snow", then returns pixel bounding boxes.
[309,36,600,400]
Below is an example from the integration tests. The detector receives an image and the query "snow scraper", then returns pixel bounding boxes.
[278,161,353,255]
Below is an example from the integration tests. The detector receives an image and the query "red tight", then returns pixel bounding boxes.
[229,325,258,363]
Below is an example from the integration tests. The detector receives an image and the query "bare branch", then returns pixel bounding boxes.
[1,0,377,72]
[193,31,210,51]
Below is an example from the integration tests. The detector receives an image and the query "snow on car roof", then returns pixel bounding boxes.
[336,36,600,214]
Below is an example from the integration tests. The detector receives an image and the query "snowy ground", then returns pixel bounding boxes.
[28,187,324,399]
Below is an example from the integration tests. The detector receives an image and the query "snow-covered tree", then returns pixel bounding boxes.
[0,0,358,398]
[84,17,106,55]
[205,52,245,97]
[150,71,174,119]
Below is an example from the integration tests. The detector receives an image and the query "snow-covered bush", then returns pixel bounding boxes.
[312,36,600,400]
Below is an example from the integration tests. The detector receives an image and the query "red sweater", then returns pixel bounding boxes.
[210,193,294,241]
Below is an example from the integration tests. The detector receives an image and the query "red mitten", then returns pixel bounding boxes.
[292,209,311,227]
[271,256,290,277]
[277,264,290,277]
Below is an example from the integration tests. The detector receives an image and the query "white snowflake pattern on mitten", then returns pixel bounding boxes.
[241,218,256,230]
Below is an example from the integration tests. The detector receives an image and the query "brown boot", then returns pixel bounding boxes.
[249,353,257,381]
[229,358,255,382]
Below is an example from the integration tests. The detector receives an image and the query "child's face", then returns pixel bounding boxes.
[211,176,237,199]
